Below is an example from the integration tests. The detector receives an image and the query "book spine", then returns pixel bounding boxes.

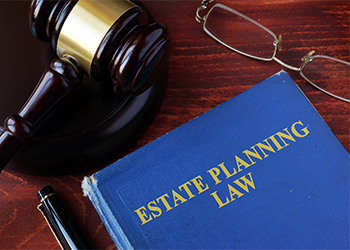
[82,176,134,250]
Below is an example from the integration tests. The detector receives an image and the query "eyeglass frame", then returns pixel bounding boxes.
[196,0,350,103]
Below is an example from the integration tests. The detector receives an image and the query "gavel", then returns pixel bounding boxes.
[0,0,170,173]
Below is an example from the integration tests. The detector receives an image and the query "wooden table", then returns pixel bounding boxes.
[0,0,349,249]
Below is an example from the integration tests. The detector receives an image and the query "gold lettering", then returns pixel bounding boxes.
[291,120,309,138]
[134,206,152,225]
[218,162,237,179]
[156,194,173,211]
[178,181,196,199]
[147,200,162,219]
[135,120,310,223]
[233,172,255,192]
[276,128,296,147]
[190,175,209,194]
[210,191,230,208]
[228,184,244,201]
[242,147,262,165]
[235,155,251,171]
[172,190,187,207]
[254,140,276,158]
[268,134,286,151]
[210,173,256,208]
[207,167,222,185]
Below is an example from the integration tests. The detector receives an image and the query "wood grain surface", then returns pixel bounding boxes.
[0,0,349,249]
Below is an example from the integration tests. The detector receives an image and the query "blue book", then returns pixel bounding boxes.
[82,71,349,249]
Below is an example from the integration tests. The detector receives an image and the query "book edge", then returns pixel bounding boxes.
[82,176,134,250]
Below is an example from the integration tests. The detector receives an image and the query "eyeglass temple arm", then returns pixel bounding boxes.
[196,0,216,24]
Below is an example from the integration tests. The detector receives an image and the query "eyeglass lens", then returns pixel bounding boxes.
[301,56,350,101]
[203,4,277,60]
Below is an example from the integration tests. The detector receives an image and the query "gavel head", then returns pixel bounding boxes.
[28,0,170,95]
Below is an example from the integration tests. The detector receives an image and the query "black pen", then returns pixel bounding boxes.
[37,186,91,250]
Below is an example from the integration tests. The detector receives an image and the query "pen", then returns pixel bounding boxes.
[37,185,91,250]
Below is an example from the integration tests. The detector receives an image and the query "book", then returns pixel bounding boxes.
[82,71,350,249]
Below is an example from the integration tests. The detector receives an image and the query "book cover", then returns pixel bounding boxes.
[82,71,349,249]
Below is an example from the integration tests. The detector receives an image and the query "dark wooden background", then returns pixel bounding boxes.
[0,0,349,249]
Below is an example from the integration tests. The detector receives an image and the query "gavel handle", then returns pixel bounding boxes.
[0,57,83,173]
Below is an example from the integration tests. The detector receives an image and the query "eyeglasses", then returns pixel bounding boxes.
[196,0,350,103]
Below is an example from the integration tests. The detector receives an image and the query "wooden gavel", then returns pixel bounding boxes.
[0,0,169,172]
